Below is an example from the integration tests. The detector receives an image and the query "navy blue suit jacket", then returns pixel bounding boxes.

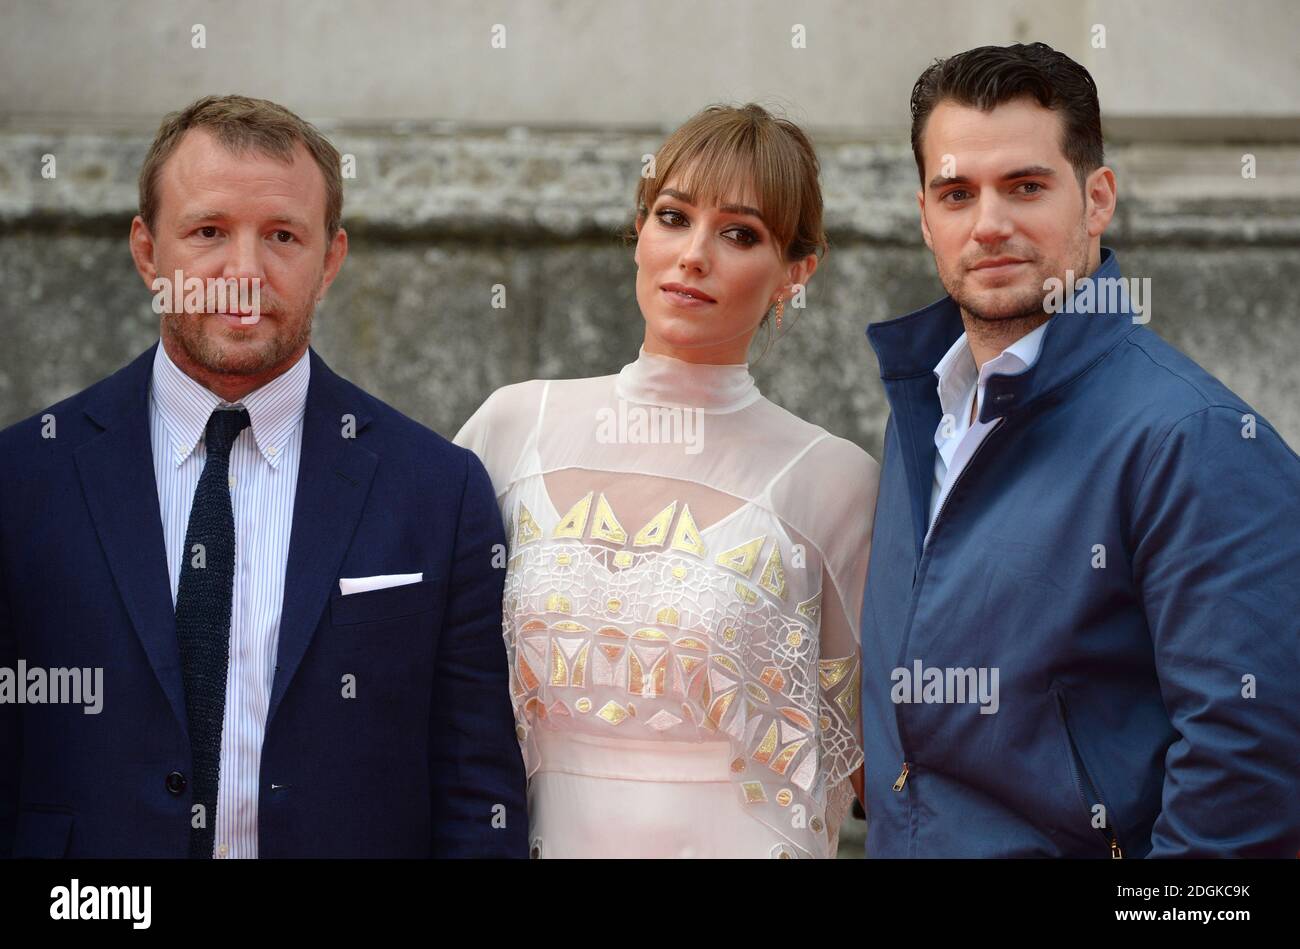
[0,343,527,857]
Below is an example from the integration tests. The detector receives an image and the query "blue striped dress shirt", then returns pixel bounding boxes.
[149,341,309,859]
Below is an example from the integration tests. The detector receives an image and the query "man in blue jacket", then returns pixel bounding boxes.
[0,95,527,858]
[861,43,1300,857]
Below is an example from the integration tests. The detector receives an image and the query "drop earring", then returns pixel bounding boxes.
[774,295,785,332]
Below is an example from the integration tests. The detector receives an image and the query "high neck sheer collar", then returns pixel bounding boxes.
[615,345,761,413]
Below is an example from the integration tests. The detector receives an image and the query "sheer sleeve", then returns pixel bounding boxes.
[770,432,880,846]
[453,380,550,777]
[452,379,547,498]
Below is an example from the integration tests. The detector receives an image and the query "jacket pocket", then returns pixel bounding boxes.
[12,807,74,858]
[330,578,438,626]
[1052,687,1123,858]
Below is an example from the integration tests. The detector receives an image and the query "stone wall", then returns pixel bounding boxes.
[3,129,1298,462]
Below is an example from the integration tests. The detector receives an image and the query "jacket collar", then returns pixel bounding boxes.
[77,342,377,736]
[868,247,1139,422]
[83,342,371,443]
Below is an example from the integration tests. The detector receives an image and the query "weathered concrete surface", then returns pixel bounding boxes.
[2,129,1297,459]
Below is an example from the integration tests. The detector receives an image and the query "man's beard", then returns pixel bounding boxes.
[163,295,314,378]
[943,235,1090,328]
[951,277,1052,325]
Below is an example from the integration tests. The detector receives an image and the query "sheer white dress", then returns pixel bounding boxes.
[455,347,879,858]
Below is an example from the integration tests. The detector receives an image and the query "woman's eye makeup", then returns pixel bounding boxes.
[725,226,760,246]
[655,207,762,245]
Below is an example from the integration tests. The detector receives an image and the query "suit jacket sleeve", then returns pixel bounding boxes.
[428,446,528,857]
[1132,405,1300,856]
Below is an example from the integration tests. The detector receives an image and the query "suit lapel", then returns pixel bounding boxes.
[267,350,377,727]
[74,343,190,734]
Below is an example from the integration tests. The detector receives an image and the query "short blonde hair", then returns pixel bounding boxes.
[634,103,827,263]
[138,94,343,239]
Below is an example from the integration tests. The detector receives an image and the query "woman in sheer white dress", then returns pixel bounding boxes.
[455,104,880,858]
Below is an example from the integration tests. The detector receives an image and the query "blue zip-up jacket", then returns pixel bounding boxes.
[860,248,1300,857]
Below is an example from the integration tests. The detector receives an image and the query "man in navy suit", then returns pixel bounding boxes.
[0,95,527,858]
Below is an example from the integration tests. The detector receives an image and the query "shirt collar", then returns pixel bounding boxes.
[872,248,1137,423]
[932,321,1049,419]
[979,320,1049,385]
[151,342,311,469]
[932,333,979,420]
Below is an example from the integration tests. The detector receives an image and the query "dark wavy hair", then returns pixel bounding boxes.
[910,42,1104,187]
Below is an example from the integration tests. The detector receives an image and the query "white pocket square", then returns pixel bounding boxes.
[339,572,423,596]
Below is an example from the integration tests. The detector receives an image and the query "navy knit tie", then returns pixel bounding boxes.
[175,407,250,859]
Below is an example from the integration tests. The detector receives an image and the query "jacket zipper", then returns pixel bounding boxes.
[889,413,1008,806]
[1055,690,1124,858]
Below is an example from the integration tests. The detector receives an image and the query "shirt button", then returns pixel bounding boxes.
[217,844,229,858]
[268,445,279,456]
[228,475,236,488]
